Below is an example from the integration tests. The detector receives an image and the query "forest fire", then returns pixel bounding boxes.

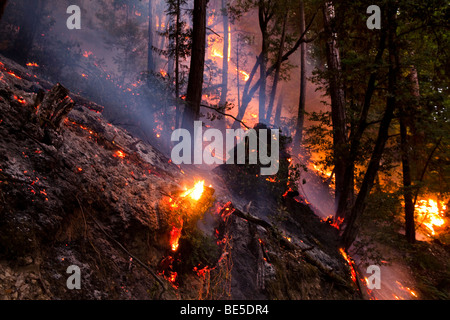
[415,199,447,236]
[0,0,447,303]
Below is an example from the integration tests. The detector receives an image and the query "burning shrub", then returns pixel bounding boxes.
[158,180,220,286]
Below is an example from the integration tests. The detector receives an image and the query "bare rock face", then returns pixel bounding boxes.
[0,55,358,300]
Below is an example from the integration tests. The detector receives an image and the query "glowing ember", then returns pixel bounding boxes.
[13,95,26,105]
[83,51,93,58]
[26,62,39,67]
[6,71,21,79]
[396,281,418,298]
[159,69,167,77]
[180,180,205,201]
[168,272,177,284]
[114,150,126,159]
[415,199,446,235]
[323,216,344,230]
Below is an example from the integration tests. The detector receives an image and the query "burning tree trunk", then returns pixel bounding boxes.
[182,0,207,132]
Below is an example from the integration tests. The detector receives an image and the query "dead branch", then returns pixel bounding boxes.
[200,104,250,129]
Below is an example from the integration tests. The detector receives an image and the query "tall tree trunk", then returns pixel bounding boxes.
[182,0,207,132]
[400,108,415,243]
[167,15,174,78]
[232,53,262,128]
[266,10,288,124]
[219,0,229,107]
[274,88,284,126]
[294,0,307,148]
[341,5,399,249]
[335,28,387,220]
[236,33,241,111]
[323,1,348,208]
[175,0,181,129]
[147,0,155,75]
[10,0,43,65]
[218,0,229,131]
[402,63,420,243]
[258,0,269,124]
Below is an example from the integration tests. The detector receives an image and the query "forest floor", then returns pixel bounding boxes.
[353,210,450,300]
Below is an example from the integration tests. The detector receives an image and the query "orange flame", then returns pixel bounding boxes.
[339,248,357,283]
[13,95,26,105]
[396,281,418,298]
[170,225,183,252]
[415,199,446,236]
[180,180,205,201]
[83,51,93,58]
[114,150,126,159]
